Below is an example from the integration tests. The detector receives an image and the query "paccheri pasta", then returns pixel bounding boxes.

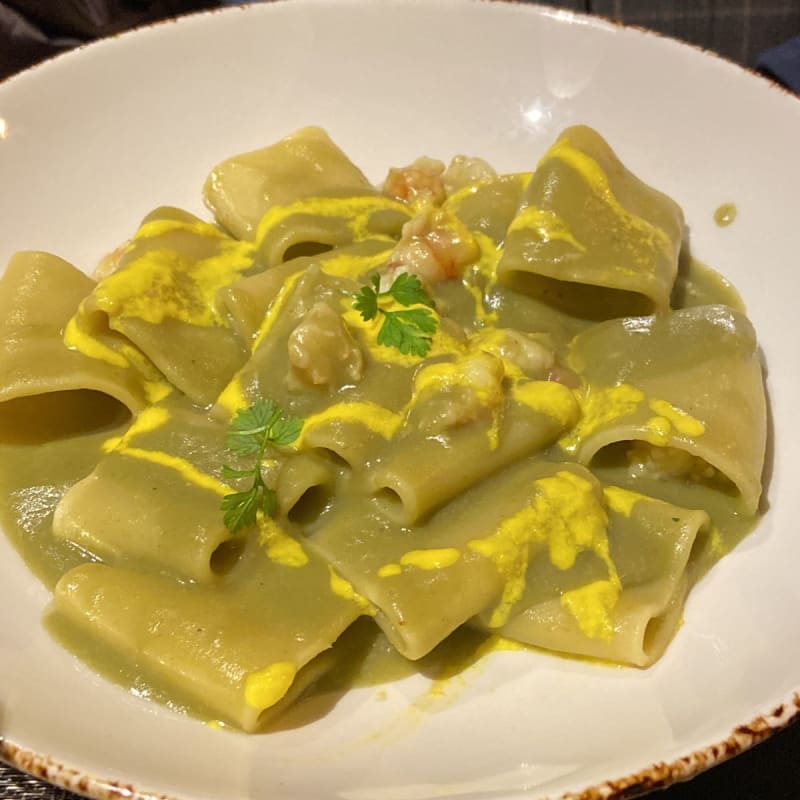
[0,125,766,731]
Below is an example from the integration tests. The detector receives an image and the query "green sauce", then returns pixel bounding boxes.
[714,203,738,227]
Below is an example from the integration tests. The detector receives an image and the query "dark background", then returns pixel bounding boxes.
[1,1,799,798]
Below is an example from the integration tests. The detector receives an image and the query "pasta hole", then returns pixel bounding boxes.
[506,272,653,321]
[312,446,351,469]
[282,242,334,262]
[590,442,629,469]
[626,442,737,494]
[641,611,671,663]
[0,390,130,444]
[210,538,245,576]
[373,487,408,522]
[288,484,333,526]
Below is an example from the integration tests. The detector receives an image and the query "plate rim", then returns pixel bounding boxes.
[3,690,799,800]
[0,1,798,799]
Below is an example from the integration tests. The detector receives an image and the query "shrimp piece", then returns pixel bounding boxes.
[443,155,497,195]
[413,352,505,434]
[288,302,364,390]
[382,206,480,288]
[382,157,446,206]
[483,329,555,379]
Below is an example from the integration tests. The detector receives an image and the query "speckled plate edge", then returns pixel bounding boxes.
[1,2,798,799]
[3,692,799,800]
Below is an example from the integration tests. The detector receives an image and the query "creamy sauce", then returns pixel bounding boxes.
[714,202,737,227]
[0,140,763,729]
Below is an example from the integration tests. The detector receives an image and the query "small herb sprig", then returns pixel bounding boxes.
[220,399,303,533]
[353,272,437,357]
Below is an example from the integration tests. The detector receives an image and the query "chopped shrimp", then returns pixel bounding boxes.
[443,155,497,195]
[382,157,446,206]
[413,352,505,433]
[288,302,364,390]
[382,206,480,288]
[486,330,555,379]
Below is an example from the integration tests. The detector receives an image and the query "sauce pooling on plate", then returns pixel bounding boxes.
[714,202,738,226]
[0,125,766,731]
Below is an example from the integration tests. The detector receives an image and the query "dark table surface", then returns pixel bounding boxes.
[2,1,799,798]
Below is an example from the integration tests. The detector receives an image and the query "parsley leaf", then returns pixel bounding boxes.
[353,274,381,321]
[377,308,438,356]
[387,272,435,308]
[220,399,303,533]
[221,488,262,533]
[353,272,438,357]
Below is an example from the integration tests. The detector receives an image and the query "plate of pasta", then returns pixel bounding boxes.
[1,2,799,799]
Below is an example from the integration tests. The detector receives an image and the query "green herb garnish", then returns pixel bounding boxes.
[220,399,303,533]
[353,273,437,357]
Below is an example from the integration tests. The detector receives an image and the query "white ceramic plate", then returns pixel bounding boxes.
[1,2,799,798]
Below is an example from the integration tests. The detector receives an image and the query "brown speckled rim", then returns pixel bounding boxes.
[561,693,800,799]
[3,692,800,800]
[1,738,178,800]
[1,2,797,799]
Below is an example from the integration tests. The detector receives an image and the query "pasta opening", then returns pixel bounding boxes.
[593,442,738,496]
[640,612,672,665]
[209,538,245,576]
[506,272,653,321]
[282,242,334,262]
[288,484,334,526]
[0,390,130,444]
[312,446,350,468]
[372,487,407,521]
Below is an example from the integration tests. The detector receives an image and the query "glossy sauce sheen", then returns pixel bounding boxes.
[0,127,766,730]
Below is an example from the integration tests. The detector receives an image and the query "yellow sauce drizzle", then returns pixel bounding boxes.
[603,485,643,517]
[92,243,254,327]
[471,230,503,286]
[244,662,297,710]
[254,196,409,246]
[143,380,173,404]
[412,357,504,410]
[559,384,645,453]
[512,380,580,427]
[328,565,376,615]
[648,399,705,437]
[250,270,305,352]
[319,248,391,280]
[63,316,129,368]
[544,136,673,260]
[378,548,461,577]
[215,375,248,417]
[112,448,230,497]
[560,579,620,641]
[258,514,308,568]
[644,416,672,445]
[401,548,461,570]
[103,406,170,452]
[507,206,587,252]
[133,219,231,242]
[468,470,616,629]
[301,401,404,443]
